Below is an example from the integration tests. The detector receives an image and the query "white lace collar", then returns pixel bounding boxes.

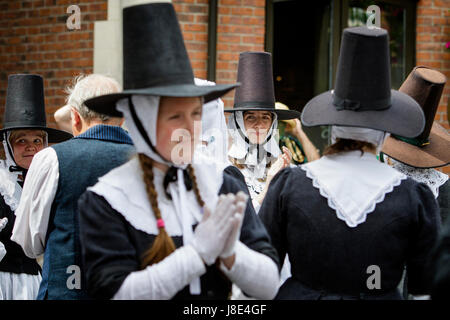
[0,160,22,212]
[389,159,448,198]
[301,151,407,227]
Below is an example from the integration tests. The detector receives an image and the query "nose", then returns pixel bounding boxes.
[186,117,202,139]
[25,142,37,151]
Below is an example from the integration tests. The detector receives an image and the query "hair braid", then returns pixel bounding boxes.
[187,164,205,208]
[138,153,176,269]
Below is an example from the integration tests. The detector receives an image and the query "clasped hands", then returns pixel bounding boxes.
[191,191,248,267]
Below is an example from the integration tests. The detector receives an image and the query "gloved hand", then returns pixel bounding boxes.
[220,191,248,258]
[0,217,7,232]
[191,194,236,265]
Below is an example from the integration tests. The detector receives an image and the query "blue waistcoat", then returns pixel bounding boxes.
[37,125,135,300]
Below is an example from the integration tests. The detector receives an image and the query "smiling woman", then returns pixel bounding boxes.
[9,130,47,170]
[0,74,72,300]
[242,111,273,145]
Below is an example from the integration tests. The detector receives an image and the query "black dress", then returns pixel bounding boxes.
[258,166,441,300]
[78,171,279,300]
[0,196,41,276]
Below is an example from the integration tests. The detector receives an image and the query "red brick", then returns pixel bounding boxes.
[417,34,432,42]
[417,8,441,16]
[221,0,242,5]
[433,0,450,8]
[416,25,441,33]
[417,17,432,25]
[432,17,449,26]
[218,35,241,43]
[231,7,253,16]
[417,52,432,60]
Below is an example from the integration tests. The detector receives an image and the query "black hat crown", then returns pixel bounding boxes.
[224,51,300,120]
[84,2,238,117]
[1,74,73,142]
[301,26,425,138]
[123,3,194,90]
[234,52,275,109]
[333,27,392,111]
[4,74,47,129]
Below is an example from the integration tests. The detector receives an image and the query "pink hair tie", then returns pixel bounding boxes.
[156,218,165,229]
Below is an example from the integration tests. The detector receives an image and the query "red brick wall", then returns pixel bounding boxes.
[416,0,450,174]
[173,0,209,80]
[173,0,265,108]
[416,0,449,129]
[215,0,265,108]
[0,0,107,129]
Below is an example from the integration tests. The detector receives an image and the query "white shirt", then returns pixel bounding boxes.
[11,148,59,259]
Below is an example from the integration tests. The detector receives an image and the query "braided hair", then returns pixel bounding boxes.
[139,153,205,268]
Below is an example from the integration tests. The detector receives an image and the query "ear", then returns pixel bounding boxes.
[71,107,80,126]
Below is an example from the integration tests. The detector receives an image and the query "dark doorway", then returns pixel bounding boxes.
[271,0,332,152]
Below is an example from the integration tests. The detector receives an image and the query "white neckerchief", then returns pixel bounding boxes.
[227,111,280,180]
[331,126,390,154]
[388,158,449,198]
[0,160,22,211]
[111,95,223,294]
[301,151,407,227]
[195,78,230,171]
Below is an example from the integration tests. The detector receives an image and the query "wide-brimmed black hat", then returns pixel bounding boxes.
[301,27,425,138]
[84,2,238,117]
[382,66,449,168]
[1,74,73,143]
[224,51,300,120]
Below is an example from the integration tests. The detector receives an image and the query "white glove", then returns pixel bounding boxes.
[0,218,7,232]
[220,191,248,258]
[191,194,236,265]
[0,218,7,262]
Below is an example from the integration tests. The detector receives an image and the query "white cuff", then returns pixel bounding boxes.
[113,244,206,300]
[0,241,6,262]
[219,241,279,300]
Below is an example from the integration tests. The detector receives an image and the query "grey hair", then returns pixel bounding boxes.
[65,74,121,121]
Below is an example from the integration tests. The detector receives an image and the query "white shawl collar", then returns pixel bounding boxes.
[301,151,407,227]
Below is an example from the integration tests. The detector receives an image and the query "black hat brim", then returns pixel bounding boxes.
[223,108,300,121]
[0,126,73,143]
[84,83,239,117]
[301,89,425,138]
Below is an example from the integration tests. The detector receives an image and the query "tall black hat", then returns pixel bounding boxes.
[301,27,425,138]
[224,51,300,120]
[84,2,238,116]
[1,74,73,142]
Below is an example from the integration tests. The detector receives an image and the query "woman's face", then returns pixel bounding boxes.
[10,130,45,169]
[156,96,202,165]
[243,111,273,144]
